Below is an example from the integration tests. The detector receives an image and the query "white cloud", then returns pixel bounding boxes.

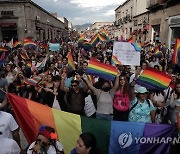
[70,0,124,8]
[104,10,115,16]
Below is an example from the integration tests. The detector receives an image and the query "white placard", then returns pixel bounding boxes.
[113,41,140,66]
[84,95,96,117]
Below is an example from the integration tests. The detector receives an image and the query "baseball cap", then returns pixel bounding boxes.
[136,87,148,93]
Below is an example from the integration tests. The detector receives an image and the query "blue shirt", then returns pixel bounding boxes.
[128,97,154,123]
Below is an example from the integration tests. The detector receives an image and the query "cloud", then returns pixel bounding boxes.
[32,0,126,25]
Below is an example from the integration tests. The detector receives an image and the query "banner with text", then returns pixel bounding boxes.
[113,41,140,66]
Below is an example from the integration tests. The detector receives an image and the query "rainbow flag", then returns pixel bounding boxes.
[0,52,5,66]
[24,42,37,49]
[78,34,85,42]
[36,55,47,71]
[143,42,151,47]
[82,41,92,51]
[13,41,22,48]
[20,51,29,60]
[172,38,180,66]
[8,93,175,154]
[27,60,32,68]
[154,47,163,58]
[0,47,8,52]
[24,77,39,87]
[127,37,133,43]
[98,33,107,42]
[101,29,110,40]
[87,75,94,84]
[131,42,142,51]
[111,55,121,65]
[89,34,99,46]
[67,51,75,70]
[136,68,172,90]
[86,58,118,81]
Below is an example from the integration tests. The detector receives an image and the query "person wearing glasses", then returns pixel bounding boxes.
[27,125,64,154]
[60,72,88,115]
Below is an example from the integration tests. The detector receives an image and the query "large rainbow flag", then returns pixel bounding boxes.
[89,34,99,46]
[8,93,175,154]
[136,68,172,90]
[111,55,121,65]
[86,58,118,81]
[172,38,180,66]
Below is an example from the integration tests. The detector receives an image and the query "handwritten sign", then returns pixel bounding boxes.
[113,41,140,66]
[84,95,96,117]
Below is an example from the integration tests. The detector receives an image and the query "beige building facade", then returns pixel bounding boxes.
[0,0,67,42]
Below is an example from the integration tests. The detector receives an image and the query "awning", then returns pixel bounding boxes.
[0,23,17,27]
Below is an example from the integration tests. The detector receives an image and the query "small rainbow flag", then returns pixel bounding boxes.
[86,58,118,81]
[87,75,94,84]
[13,41,22,48]
[154,47,163,58]
[131,42,142,51]
[89,34,99,46]
[27,60,32,68]
[172,38,180,66]
[67,51,75,70]
[111,55,121,65]
[136,68,172,90]
[24,42,37,49]
[0,47,8,52]
[24,78,39,87]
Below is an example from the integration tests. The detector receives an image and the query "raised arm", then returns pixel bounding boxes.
[83,74,97,94]
[60,73,69,93]
[111,71,121,93]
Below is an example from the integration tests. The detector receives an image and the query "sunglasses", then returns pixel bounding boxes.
[71,84,77,87]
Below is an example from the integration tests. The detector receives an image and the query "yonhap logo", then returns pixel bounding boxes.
[118,132,133,148]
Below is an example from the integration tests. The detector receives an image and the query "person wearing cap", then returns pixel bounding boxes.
[128,85,155,123]
[27,125,64,154]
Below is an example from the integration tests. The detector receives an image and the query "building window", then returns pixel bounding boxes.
[1,11,14,16]
[134,20,137,26]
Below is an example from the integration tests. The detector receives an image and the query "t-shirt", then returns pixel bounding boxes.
[0,111,19,139]
[0,138,21,154]
[95,89,115,114]
[128,98,155,123]
[27,140,63,154]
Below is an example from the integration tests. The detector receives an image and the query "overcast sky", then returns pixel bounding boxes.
[32,0,126,25]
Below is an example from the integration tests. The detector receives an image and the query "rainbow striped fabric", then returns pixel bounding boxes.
[13,41,22,48]
[86,58,118,81]
[111,55,121,65]
[0,47,8,52]
[172,38,180,66]
[98,33,107,42]
[89,34,99,46]
[131,42,142,51]
[67,51,75,70]
[154,47,163,58]
[8,93,176,154]
[136,68,172,90]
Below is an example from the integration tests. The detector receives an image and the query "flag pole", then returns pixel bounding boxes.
[0,88,7,94]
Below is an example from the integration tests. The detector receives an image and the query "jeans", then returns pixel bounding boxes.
[96,112,113,120]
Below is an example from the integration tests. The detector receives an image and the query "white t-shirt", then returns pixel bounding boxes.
[0,111,19,139]
[0,138,21,154]
[27,141,63,154]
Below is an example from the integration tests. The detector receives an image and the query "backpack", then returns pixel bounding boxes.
[113,91,130,111]
[129,99,151,113]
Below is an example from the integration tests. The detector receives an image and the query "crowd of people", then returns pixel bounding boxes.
[0,36,180,153]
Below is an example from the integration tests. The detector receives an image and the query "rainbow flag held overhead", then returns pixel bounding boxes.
[131,42,142,51]
[78,33,85,43]
[24,42,37,50]
[136,68,172,90]
[86,58,118,81]
[13,41,22,48]
[127,37,133,43]
[89,34,99,46]
[36,55,47,71]
[98,33,107,42]
[67,51,75,70]
[87,75,94,84]
[172,38,180,66]
[20,51,29,60]
[82,41,92,51]
[154,47,163,58]
[111,55,121,65]
[8,93,176,154]
[0,47,8,52]
[101,29,110,40]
